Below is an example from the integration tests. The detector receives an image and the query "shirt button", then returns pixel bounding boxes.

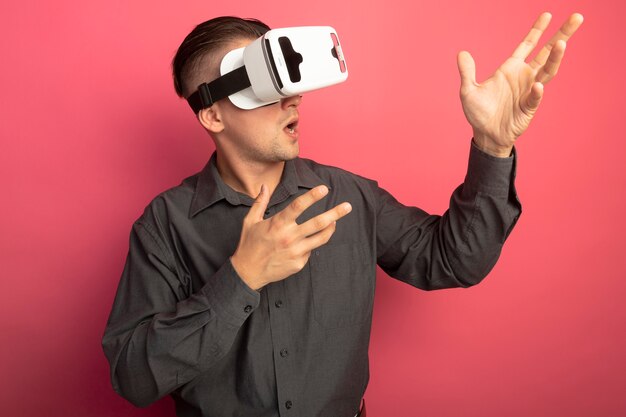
[285,400,293,409]
[275,300,283,308]
[280,348,289,358]
[244,305,252,314]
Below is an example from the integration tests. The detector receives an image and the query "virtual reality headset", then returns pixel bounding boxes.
[187,26,348,112]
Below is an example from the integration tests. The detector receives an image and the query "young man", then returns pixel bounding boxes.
[103,14,583,417]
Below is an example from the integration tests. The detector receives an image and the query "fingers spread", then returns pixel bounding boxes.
[512,12,552,60]
[299,202,352,238]
[281,185,329,222]
[536,40,566,84]
[531,12,583,69]
[297,221,337,255]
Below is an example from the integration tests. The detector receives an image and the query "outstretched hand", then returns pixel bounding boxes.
[457,12,584,157]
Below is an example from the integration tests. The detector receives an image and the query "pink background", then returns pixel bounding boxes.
[2,0,625,416]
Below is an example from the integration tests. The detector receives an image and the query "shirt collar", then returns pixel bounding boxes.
[189,152,328,218]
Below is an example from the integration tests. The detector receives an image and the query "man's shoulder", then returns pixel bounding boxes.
[136,172,201,225]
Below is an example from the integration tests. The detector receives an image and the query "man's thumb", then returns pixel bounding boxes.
[457,51,477,91]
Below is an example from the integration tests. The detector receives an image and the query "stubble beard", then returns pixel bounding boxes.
[269,137,299,162]
[245,133,299,164]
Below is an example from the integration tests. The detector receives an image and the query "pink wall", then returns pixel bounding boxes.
[2,0,625,416]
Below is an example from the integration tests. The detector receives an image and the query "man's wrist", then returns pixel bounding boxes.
[230,255,265,291]
[472,134,514,158]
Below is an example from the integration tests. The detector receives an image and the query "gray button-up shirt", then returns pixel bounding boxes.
[102,143,521,417]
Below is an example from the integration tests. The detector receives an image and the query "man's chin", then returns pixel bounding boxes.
[276,145,300,162]
[283,151,299,161]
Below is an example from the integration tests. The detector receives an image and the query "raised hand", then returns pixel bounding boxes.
[231,185,352,290]
[457,12,584,157]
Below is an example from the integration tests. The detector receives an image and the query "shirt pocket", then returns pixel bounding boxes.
[309,241,374,329]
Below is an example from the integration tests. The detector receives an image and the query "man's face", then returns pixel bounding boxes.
[209,38,302,164]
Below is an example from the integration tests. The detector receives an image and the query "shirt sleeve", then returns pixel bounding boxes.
[375,141,522,289]
[101,217,260,407]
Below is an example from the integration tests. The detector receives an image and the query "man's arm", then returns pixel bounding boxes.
[376,141,521,289]
[101,215,261,407]
[376,12,583,287]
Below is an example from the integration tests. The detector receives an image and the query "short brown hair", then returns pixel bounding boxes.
[172,16,270,98]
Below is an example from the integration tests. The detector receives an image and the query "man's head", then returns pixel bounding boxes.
[172,16,302,165]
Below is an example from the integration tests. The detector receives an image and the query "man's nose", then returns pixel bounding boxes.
[281,95,302,109]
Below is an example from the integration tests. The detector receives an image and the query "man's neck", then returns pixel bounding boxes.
[215,151,286,199]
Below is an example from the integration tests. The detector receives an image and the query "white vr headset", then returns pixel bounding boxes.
[187,26,348,112]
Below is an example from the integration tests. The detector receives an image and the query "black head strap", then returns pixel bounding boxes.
[186,66,251,113]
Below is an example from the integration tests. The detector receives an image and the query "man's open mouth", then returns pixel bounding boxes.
[285,120,299,134]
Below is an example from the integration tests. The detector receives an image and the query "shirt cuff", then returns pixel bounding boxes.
[464,139,517,198]
[200,259,261,327]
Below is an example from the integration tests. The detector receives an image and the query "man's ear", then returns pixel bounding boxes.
[198,104,225,134]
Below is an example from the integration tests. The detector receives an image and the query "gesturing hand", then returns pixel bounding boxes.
[457,12,584,157]
[231,185,352,290]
